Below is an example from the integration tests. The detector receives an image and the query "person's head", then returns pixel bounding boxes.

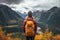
[28,11,32,17]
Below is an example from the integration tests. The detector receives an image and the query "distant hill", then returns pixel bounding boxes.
[32,10,42,22]
[0,5,24,33]
[16,11,27,19]
[38,7,60,34]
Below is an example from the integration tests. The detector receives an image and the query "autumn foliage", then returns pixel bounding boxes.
[0,25,12,40]
[0,25,22,40]
[0,24,60,40]
[35,24,60,40]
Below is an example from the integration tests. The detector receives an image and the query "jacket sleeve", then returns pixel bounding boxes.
[34,20,37,34]
[23,16,28,33]
[23,20,26,33]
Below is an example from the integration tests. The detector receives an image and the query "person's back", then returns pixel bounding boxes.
[23,11,37,40]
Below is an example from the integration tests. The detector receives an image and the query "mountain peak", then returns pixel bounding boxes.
[52,6,58,9]
[47,6,58,12]
[0,4,11,9]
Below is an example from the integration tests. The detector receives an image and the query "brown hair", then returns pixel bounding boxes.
[28,11,32,17]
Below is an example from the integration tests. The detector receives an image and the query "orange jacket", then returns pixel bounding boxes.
[23,16,37,36]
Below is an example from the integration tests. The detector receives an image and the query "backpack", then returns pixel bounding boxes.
[25,20,35,36]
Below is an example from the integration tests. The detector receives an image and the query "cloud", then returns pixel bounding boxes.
[0,0,23,4]
[29,0,60,11]
[19,0,60,12]
[2,0,59,13]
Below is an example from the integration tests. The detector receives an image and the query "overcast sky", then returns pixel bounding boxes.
[0,0,60,13]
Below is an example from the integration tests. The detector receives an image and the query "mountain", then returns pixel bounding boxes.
[38,7,60,34]
[48,7,60,34]
[16,11,27,19]
[0,5,24,33]
[32,10,42,22]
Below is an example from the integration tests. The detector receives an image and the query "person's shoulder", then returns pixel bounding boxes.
[25,16,28,19]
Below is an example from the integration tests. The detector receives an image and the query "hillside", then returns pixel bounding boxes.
[38,7,60,34]
[0,5,24,33]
